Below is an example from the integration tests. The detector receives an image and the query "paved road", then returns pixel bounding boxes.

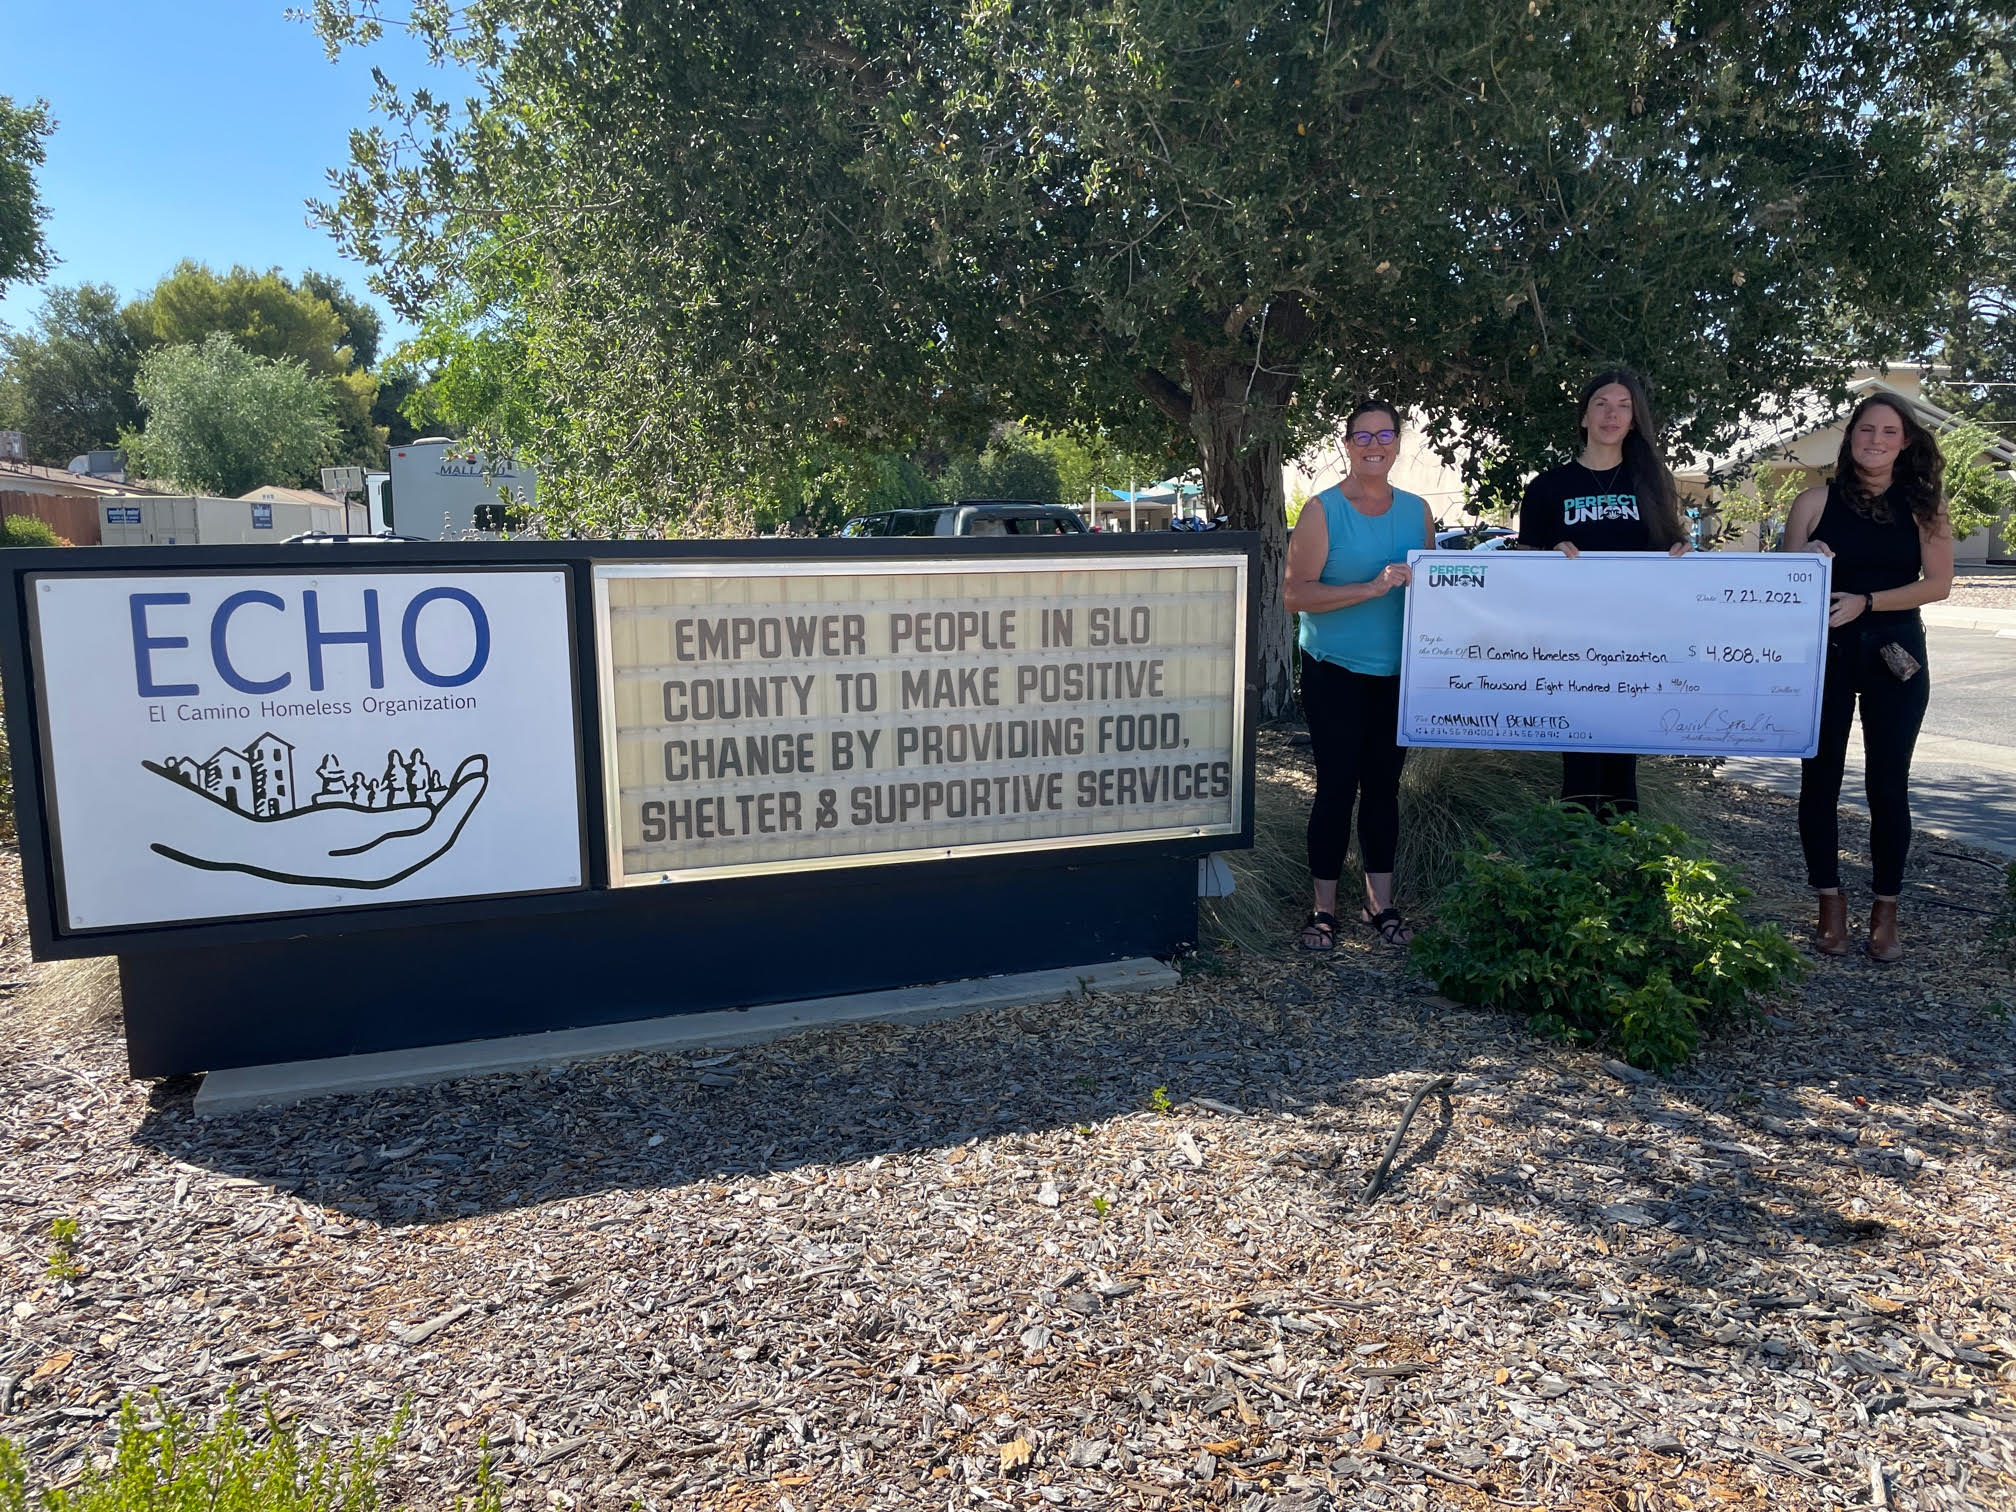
[1718,623,2016,858]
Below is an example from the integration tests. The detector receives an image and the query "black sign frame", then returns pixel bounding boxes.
[0,533,1260,1075]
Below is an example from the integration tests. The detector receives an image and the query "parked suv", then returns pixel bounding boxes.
[841,500,1088,537]
[1434,525,1517,552]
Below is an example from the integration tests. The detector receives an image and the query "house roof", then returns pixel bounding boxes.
[1684,373,2016,478]
[237,485,345,507]
[0,459,165,499]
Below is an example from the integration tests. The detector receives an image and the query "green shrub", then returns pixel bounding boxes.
[1203,741,1715,956]
[0,515,64,548]
[0,1393,499,1512]
[1410,803,1803,1071]
[1991,861,2016,965]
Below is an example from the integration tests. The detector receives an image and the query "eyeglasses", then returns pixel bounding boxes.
[1349,428,1397,446]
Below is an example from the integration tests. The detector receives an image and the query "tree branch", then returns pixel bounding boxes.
[1137,366,1194,427]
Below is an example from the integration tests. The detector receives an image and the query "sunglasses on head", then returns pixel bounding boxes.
[1349,428,1397,446]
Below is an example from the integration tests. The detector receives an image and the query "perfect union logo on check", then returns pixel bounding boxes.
[1424,560,1488,590]
[1396,550,1831,758]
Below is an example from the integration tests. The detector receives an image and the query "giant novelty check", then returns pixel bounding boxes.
[1397,551,1832,757]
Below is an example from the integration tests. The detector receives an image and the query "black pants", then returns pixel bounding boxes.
[1301,653,1408,881]
[1799,615,1930,896]
[1561,752,1639,820]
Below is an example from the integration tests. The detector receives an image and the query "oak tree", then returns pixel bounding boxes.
[318,0,2001,710]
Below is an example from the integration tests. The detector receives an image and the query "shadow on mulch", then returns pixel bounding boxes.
[112,762,2015,1300]
[110,854,1999,1290]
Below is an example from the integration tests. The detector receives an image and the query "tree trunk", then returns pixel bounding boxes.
[1189,368,1294,719]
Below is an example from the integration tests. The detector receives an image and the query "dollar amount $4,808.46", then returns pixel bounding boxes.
[1689,643,1785,665]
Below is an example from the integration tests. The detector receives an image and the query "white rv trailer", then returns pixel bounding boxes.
[384,439,536,539]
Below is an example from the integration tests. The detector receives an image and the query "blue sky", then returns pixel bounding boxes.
[1,0,465,347]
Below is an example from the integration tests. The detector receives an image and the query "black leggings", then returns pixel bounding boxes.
[1301,653,1408,880]
[1561,752,1639,820]
[1799,616,1930,896]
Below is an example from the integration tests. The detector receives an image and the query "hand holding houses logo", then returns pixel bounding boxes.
[142,734,489,888]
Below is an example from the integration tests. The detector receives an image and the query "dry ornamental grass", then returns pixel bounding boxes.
[0,738,2012,1511]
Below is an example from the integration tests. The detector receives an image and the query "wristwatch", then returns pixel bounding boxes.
[1864,592,1876,616]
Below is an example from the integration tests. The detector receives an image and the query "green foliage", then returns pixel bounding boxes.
[122,335,340,495]
[940,431,1063,504]
[0,95,52,295]
[1,267,391,474]
[1711,465,1811,551]
[125,263,352,374]
[763,449,933,534]
[1411,805,1804,1071]
[1990,861,2016,964]
[0,516,63,548]
[1930,27,2016,416]
[0,1393,502,1512]
[1148,1086,1174,1116]
[298,270,384,372]
[1938,419,2016,542]
[1017,426,1178,512]
[1203,743,1713,956]
[44,1218,79,1282]
[315,0,1998,707]
[124,263,385,470]
[0,285,144,465]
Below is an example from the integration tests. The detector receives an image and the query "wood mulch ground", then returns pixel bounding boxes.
[1,746,2012,1511]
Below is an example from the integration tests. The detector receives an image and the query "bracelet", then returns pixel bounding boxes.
[1864,592,1876,615]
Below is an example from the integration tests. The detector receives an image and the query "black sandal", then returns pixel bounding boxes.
[1360,907,1414,948]
[1297,911,1337,953]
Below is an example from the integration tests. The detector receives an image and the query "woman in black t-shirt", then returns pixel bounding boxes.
[1783,394,1954,963]
[1516,369,1692,817]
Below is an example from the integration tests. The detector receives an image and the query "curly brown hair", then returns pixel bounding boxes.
[1833,394,1944,529]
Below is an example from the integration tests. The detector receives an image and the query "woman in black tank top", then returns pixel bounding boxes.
[1782,394,1955,962]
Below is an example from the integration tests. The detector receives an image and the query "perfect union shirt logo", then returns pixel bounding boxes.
[1562,494,1641,526]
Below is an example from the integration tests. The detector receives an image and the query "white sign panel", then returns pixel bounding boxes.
[30,568,585,933]
[595,556,1247,883]
[1398,551,1831,757]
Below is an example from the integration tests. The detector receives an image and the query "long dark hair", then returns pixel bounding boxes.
[1576,369,1686,549]
[1834,394,1944,529]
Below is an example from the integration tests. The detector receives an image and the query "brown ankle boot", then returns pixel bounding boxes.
[1867,900,1902,963]
[1814,892,1851,956]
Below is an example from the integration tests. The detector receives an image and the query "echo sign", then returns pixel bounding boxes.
[129,583,494,700]
[29,569,586,934]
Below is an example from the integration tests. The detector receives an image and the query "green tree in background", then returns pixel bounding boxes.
[941,431,1063,505]
[122,334,339,496]
[124,261,384,470]
[1942,419,2016,541]
[1932,27,2016,422]
[0,95,52,295]
[0,283,142,463]
[299,268,383,369]
[316,0,2003,712]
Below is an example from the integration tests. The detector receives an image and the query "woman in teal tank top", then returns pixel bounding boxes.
[1282,400,1435,951]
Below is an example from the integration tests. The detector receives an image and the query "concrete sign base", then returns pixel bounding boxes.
[193,956,1180,1115]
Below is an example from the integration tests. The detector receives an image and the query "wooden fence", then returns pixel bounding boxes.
[0,491,102,546]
